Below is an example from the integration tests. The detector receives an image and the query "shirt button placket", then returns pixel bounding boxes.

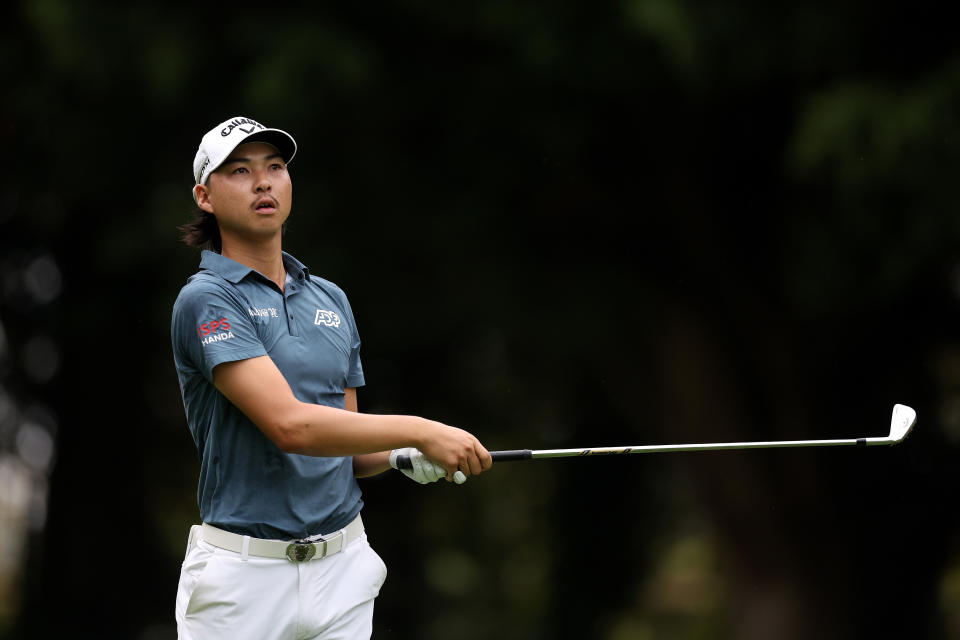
[284,290,299,337]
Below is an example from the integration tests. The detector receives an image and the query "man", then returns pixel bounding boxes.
[171,116,492,639]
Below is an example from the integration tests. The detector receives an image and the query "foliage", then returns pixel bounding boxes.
[2,1,958,638]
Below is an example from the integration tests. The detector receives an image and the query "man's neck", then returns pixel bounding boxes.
[221,237,287,290]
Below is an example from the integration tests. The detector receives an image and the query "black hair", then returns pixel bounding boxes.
[178,208,222,253]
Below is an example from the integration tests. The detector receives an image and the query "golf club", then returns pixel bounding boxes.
[395,404,916,471]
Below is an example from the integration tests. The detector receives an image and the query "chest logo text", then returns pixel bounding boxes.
[314,309,341,328]
[249,307,279,318]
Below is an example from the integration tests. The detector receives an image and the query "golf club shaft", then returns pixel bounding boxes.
[498,437,895,459]
[394,436,895,470]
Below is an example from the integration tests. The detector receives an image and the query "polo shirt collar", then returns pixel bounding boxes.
[199,250,311,284]
[281,252,311,281]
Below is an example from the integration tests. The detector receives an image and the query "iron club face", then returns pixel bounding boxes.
[889,404,917,443]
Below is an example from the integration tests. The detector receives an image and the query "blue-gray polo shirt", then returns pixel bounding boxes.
[171,250,365,540]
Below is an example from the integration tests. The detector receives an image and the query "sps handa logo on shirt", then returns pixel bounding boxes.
[198,317,236,345]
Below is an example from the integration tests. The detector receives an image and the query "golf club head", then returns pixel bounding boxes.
[888,404,917,443]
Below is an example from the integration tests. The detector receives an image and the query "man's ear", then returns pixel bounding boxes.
[195,184,214,213]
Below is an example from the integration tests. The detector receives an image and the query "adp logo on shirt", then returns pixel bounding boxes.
[314,309,341,328]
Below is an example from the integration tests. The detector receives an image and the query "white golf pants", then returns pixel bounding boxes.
[175,526,388,640]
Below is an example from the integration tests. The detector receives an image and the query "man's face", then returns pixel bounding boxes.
[195,141,293,240]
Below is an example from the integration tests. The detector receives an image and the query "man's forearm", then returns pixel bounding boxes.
[274,403,429,456]
[353,451,392,478]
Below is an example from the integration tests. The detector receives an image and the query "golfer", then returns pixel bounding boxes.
[171,116,492,639]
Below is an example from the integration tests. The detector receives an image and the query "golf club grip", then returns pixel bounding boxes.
[491,449,534,461]
[394,449,533,470]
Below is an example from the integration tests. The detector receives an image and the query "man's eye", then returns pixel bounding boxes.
[271,163,285,171]
[233,167,248,174]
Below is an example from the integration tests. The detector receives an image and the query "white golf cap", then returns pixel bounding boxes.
[192,116,297,199]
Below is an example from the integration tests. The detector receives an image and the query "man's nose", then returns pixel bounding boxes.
[255,169,272,192]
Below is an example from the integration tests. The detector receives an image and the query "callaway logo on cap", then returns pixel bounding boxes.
[192,116,297,200]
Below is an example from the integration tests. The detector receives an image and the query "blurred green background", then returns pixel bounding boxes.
[2,1,958,638]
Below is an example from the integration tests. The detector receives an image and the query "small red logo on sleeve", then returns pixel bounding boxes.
[197,317,231,337]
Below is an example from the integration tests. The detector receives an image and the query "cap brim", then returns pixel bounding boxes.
[242,129,297,164]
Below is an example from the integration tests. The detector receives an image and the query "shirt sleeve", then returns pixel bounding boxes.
[172,278,268,383]
[340,290,365,388]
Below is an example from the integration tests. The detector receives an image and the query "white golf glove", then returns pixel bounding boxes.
[389,447,447,484]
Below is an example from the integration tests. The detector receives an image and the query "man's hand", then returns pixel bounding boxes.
[389,448,447,484]
[415,422,493,482]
